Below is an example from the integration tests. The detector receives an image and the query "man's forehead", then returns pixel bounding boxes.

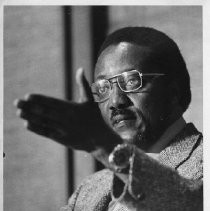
[94,42,152,79]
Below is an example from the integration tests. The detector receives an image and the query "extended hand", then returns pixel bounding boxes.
[14,68,121,153]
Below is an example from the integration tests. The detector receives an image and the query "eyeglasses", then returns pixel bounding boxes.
[91,69,165,103]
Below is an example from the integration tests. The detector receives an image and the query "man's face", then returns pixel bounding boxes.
[94,42,170,151]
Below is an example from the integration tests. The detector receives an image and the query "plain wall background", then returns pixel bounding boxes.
[4,6,202,211]
[4,6,68,211]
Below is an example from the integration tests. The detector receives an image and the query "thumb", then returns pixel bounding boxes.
[76,67,94,103]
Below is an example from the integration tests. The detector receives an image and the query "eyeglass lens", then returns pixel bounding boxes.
[118,71,142,91]
[92,70,142,102]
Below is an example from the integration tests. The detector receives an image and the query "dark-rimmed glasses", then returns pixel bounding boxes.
[91,70,165,103]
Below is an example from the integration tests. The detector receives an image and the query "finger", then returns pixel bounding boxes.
[13,93,30,106]
[25,121,67,144]
[25,120,90,150]
[16,101,73,124]
[76,68,94,103]
[18,108,84,140]
[14,99,27,109]
[19,108,59,130]
[16,100,44,116]
[15,96,78,123]
[17,108,71,133]
[15,100,42,118]
[22,94,75,111]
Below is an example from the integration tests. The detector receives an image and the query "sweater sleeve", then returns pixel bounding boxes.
[111,140,203,211]
[60,185,83,211]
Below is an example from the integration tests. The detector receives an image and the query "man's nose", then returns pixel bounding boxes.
[109,83,131,109]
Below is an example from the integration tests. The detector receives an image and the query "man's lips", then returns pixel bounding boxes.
[111,113,136,127]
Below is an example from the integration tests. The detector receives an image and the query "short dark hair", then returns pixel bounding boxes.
[98,27,191,113]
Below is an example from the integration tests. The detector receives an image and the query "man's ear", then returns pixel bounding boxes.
[167,81,180,107]
[166,80,184,121]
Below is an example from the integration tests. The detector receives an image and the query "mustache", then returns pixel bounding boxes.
[110,108,136,120]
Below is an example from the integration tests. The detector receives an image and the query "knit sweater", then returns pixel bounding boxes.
[61,123,203,211]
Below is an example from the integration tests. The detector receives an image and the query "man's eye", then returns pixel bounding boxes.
[96,80,110,95]
[98,86,108,94]
[126,79,138,87]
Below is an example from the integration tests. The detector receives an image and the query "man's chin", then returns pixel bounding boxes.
[112,119,146,146]
[117,130,141,145]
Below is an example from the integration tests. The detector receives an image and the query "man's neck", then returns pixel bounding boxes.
[148,117,186,153]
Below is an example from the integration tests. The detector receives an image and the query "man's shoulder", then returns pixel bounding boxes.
[74,168,114,199]
[178,134,203,179]
[79,168,113,188]
[160,122,203,179]
[67,169,113,211]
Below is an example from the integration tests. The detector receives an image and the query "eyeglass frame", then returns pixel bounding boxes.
[91,69,165,102]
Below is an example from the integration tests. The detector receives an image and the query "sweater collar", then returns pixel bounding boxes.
[159,123,202,169]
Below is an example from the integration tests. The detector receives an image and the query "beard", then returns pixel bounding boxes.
[118,114,167,152]
[121,130,152,151]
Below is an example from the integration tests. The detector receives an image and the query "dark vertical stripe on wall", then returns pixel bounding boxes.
[63,6,109,195]
[91,6,108,65]
[90,6,109,171]
[63,6,74,196]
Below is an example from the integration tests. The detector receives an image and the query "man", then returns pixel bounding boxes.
[15,27,203,211]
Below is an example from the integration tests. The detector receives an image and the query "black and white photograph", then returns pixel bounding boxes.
[3,2,208,211]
